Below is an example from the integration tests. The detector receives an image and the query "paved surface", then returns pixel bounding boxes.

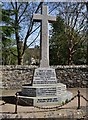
[0,88,88,119]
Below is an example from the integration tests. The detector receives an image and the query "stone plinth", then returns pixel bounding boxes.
[33,68,57,86]
[21,68,73,106]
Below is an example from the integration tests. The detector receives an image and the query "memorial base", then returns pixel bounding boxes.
[21,83,72,106]
[21,68,73,106]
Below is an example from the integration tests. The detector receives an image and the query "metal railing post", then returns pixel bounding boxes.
[77,90,81,109]
[15,92,19,114]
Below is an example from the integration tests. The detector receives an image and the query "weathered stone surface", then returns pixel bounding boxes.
[55,65,88,88]
[1,65,37,89]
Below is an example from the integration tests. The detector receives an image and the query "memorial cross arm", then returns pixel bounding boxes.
[33,14,42,22]
[33,5,56,67]
[48,15,56,22]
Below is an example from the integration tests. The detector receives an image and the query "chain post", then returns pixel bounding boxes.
[77,90,81,109]
[15,92,19,114]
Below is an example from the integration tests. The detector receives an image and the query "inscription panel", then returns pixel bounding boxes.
[33,68,57,85]
[36,97,58,103]
[36,87,57,96]
[22,88,36,97]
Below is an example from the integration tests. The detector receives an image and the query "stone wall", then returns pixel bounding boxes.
[0,65,88,89]
[55,65,88,88]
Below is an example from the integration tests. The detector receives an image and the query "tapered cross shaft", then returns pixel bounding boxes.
[33,5,56,67]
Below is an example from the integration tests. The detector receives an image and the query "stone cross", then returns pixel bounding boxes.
[33,5,56,67]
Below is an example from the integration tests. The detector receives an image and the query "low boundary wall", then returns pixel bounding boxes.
[0,65,88,89]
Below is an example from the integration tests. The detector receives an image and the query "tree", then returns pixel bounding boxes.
[1,2,64,65]
[50,3,87,65]
[49,16,68,65]
[61,3,86,65]
[1,6,17,65]
[1,2,43,65]
[2,2,87,65]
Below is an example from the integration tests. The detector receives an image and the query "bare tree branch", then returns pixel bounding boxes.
[76,18,85,34]
[26,30,40,50]
[11,2,15,9]
[18,3,23,11]
[72,4,84,30]
[22,2,43,55]
[19,17,25,24]
[18,2,29,22]
[49,3,60,14]
[70,4,79,27]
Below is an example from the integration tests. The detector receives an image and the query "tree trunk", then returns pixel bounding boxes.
[86,28,88,65]
[68,49,73,65]
[86,2,88,65]
[68,39,73,65]
[14,2,24,65]
[18,54,23,65]
[17,41,24,65]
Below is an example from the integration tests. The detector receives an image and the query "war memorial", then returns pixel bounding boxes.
[20,5,73,106]
[1,3,88,119]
